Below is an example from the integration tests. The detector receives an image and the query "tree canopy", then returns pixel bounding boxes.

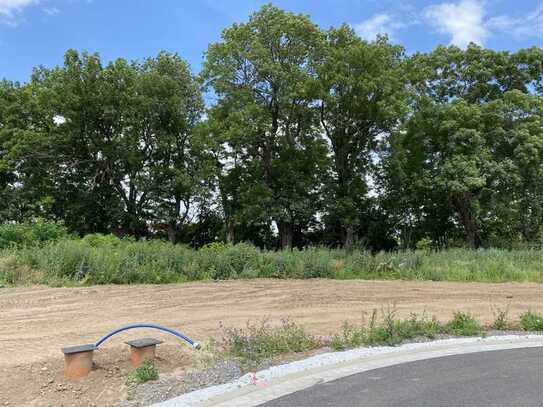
[2,5,543,250]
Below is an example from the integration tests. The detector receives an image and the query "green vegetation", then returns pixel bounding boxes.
[0,220,68,249]
[330,310,482,350]
[4,232,543,285]
[1,5,543,252]
[445,312,483,336]
[491,306,511,331]
[219,311,543,365]
[520,311,543,331]
[218,319,320,368]
[331,311,442,350]
[127,360,159,385]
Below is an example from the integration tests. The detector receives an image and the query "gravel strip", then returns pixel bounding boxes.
[122,360,243,407]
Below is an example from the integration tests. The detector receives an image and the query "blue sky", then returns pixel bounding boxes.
[1,0,542,82]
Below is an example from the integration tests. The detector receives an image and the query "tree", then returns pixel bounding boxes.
[316,27,406,248]
[0,79,61,223]
[382,45,543,248]
[130,52,206,242]
[2,50,205,238]
[482,91,543,243]
[201,4,327,248]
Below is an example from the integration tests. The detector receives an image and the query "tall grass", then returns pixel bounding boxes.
[2,234,543,285]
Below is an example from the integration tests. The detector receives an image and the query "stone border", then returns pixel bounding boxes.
[154,335,543,407]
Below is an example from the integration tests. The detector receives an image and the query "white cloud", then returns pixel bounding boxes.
[43,6,59,15]
[488,3,543,38]
[0,0,41,26]
[423,0,489,47]
[354,14,405,41]
[0,0,38,18]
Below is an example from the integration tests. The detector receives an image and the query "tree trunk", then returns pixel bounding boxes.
[226,220,235,244]
[452,193,481,249]
[278,221,293,249]
[344,225,355,250]
[167,221,178,244]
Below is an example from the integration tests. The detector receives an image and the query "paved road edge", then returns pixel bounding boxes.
[154,335,543,407]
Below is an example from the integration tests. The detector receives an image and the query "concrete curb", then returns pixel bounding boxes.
[154,335,543,407]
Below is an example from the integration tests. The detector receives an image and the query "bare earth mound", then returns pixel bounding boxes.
[1,279,543,406]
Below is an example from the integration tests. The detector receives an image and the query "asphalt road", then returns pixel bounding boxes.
[261,347,543,407]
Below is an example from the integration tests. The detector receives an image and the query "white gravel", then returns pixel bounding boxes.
[154,335,543,407]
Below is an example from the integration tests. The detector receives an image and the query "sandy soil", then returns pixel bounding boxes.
[1,279,543,406]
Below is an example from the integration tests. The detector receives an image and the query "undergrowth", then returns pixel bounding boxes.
[520,311,543,331]
[127,360,159,385]
[4,231,543,285]
[217,319,320,369]
[216,309,543,367]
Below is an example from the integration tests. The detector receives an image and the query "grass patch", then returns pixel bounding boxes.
[207,309,543,374]
[331,309,442,350]
[127,360,159,385]
[5,232,543,285]
[331,309,484,351]
[217,310,493,366]
[520,311,543,331]
[444,312,482,336]
[491,305,511,330]
[217,319,321,369]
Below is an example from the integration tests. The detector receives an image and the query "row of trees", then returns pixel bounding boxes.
[2,5,543,250]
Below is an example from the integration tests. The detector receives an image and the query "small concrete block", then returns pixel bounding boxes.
[61,344,96,379]
[62,344,96,354]
[125,338,162,367]
[125,338,163,348]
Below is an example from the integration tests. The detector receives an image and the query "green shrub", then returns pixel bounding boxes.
[0,220,68,249]
[219,319,321,368]
[491,306,510,330]
[445,312,482,336]
[331,322,367,350]
[81,233,122,247]
[6,239,543,285]
[331,310,489,351]
[198,242,262,280]
[520,311,543,331]
[127,360,159,384]
[415,238,433,251]
[331,310,443,350]
[15,237,192,284]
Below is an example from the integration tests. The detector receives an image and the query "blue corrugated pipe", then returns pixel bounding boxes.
[94,323,200,349]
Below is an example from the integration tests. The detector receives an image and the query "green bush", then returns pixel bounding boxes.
[445,312,482,336]
[219,319,321,368]
[491,306,510,330]
[127,360,159,384]
[331,310,443,350]
[5,238,543,285]
[331,322,367,350]
[520,311,543,331]
[16,237,192,284]
[81,233,122,247]
[0,220,68,249]
[197,242,262,280]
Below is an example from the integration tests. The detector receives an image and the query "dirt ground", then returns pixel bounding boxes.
[2,279,543,406]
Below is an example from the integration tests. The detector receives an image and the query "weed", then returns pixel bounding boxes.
[520,311,543,331]
[0,220,68,249]
[4,233,543,285]
[127,360,159,385]
[219,319,321,369]
[445,312,482,336]
[331,322,366,351]
[491,305,510,330]
[331,309,443,349]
